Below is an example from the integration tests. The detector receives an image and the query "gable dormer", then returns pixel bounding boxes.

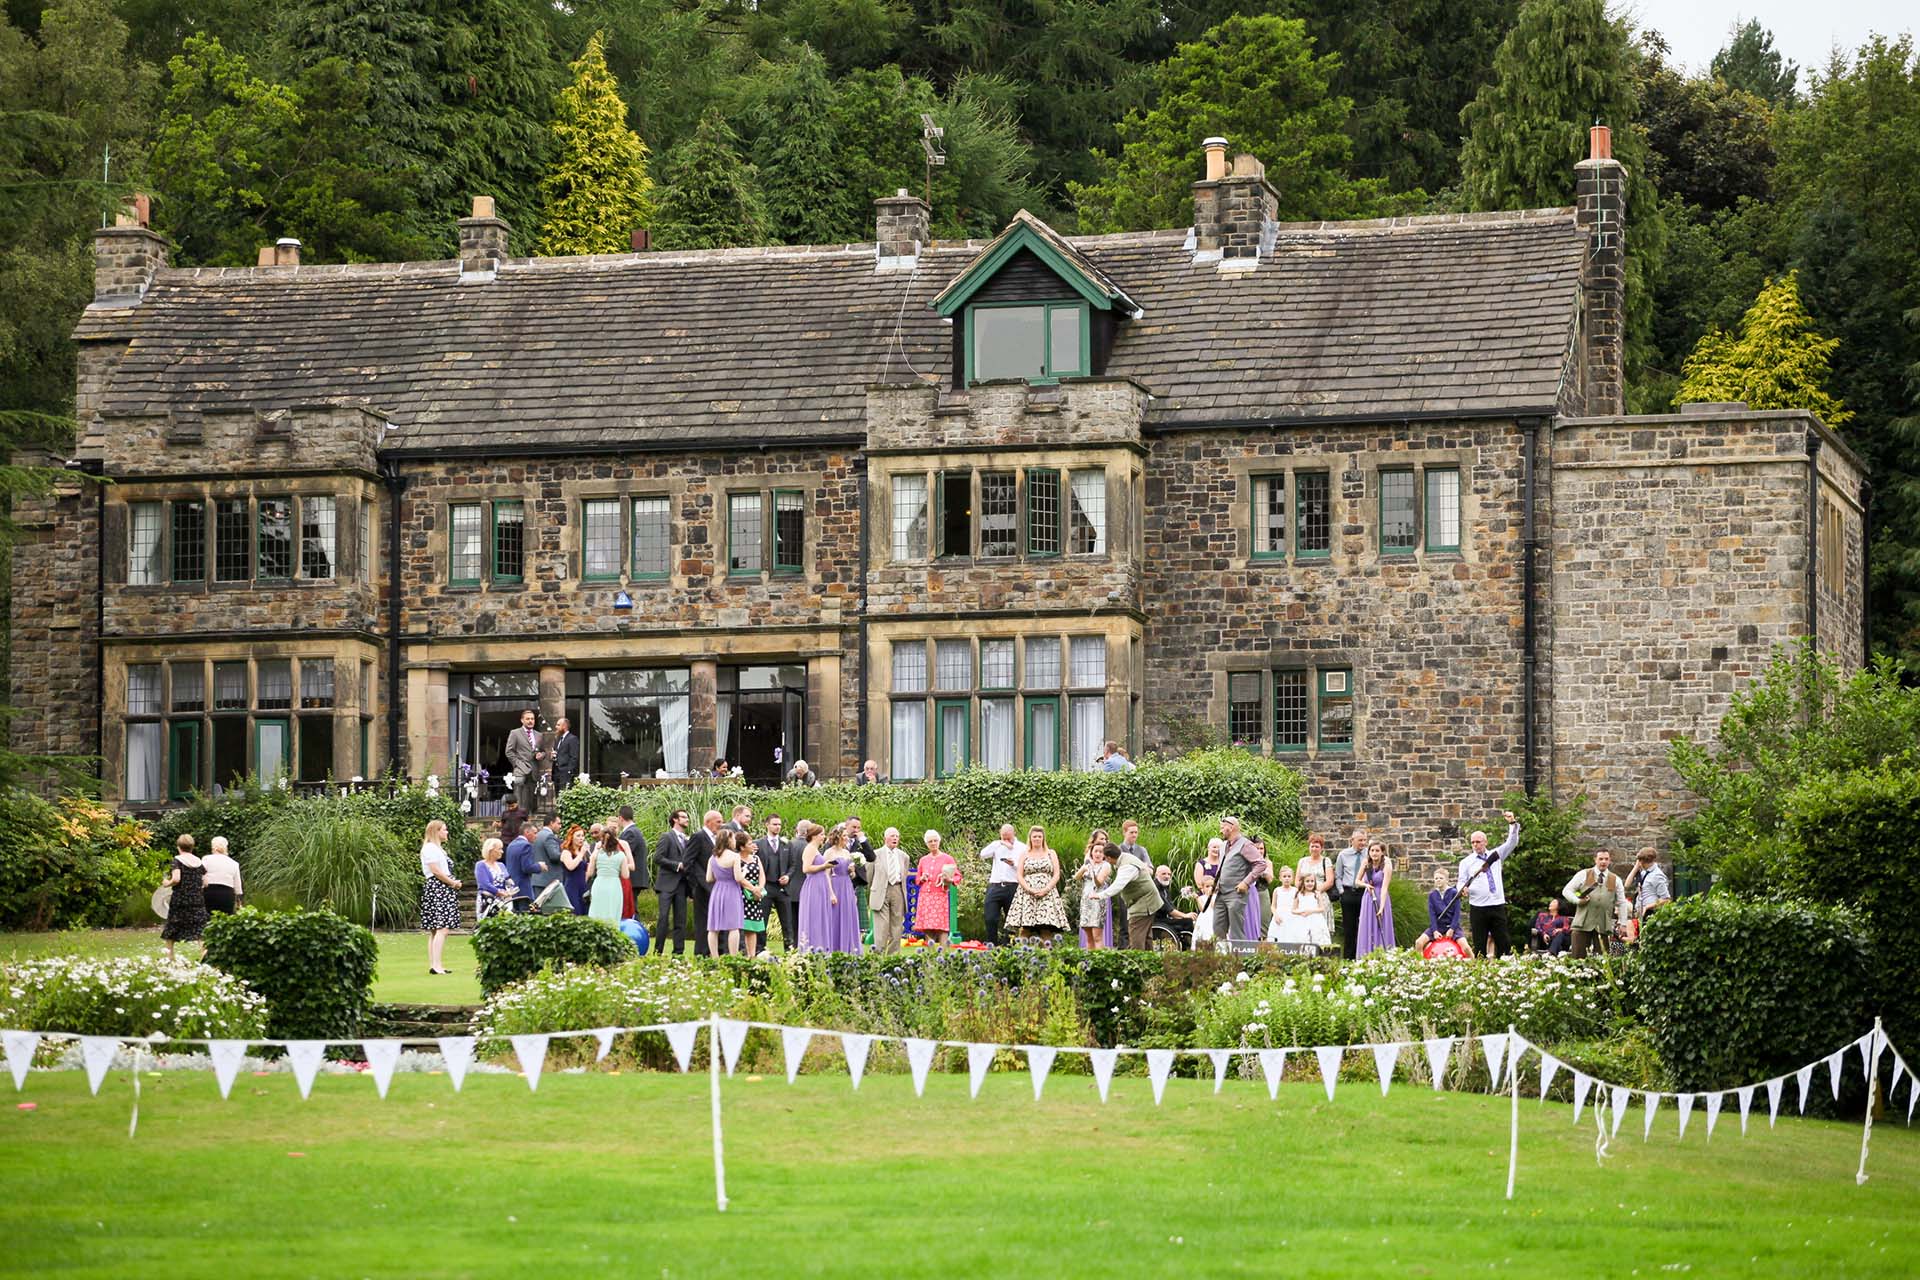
[932,212,1140,389]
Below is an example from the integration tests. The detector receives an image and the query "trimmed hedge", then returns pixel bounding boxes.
[470,911,635,995]
[203,907,378,1041]
[1628,895,1873,1095]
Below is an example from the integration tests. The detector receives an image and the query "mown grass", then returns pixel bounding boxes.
[2,1070,1915,1278]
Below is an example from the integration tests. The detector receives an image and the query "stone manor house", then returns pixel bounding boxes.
[11,126,1867,851]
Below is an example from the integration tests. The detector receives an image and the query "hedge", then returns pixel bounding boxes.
[203,907,379,1041]
[1628,895,1874,1096]
[470,911,636,995]
[152,779,477,870]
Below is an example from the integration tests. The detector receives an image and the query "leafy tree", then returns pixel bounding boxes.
[651,108,770,250]
[1675,271,1851,425]
[1712,18,1798,106]
[1456,0,1666,382]
[541,0,752,160]
[1638,37,1775,213]
[536,32,654,256]
[747,46,856,245]
[1071,15,1406,234]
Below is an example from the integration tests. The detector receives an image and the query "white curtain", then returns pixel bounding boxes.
[1027,701,1058,770]
[713,696,732,771]
[125,723,163,801]
[1069,696,1105,770]
[891,702,926,780]
[981,699,1015,770]
[660,695,691,775]
[1069,470,1106,554]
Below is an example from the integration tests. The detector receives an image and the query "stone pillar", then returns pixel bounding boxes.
[874,190,930,261]
[1192,152,1278,261]
[538,664,566,734]
[810,653,844,778]
[1575,125,1627,415]
[92,223,168,305]
[690,659,719,771]
[457,196,511,275]
[421,665,450,784]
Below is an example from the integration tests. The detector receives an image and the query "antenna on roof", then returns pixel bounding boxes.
[920,113,946,211]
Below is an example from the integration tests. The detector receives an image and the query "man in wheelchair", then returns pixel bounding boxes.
[1151,864,1195,950]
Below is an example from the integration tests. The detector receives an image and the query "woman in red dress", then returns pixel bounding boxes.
[912,830,962,943]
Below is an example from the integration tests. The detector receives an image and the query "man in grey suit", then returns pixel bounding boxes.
[529,814,566,911]
[1212,816,1268,942]
[617,805,650,893]
[756,815,800,951]
[652,809,693,955]
[504,708,546,816]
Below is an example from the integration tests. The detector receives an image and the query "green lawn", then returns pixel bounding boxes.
[3,928,483,1006]
[3,1069,1916,1277]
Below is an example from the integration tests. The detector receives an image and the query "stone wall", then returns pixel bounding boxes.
[8,477,100,765]
[99,403,382,478]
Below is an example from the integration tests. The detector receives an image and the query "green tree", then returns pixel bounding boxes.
[1639,37,1775,212]
[1712,18,1798,106]
[1675,272,1851,424]
[748,46,856,245]
[651,108,770,250]
[536,32,654,256]
[1071,15,1404,234]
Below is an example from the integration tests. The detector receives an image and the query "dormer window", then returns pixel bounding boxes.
[969,302,1087,384]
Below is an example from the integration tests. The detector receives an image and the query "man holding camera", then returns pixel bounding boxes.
[1561,847,1629,958]
[1457,811,1521,958]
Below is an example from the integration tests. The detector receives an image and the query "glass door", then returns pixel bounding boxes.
[167,720,201,801]
[934,699,970,778]
[253,718,289,790]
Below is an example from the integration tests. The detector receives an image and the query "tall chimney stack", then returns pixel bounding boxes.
[458,195,511,278]
[1192,142,1278,267]
[91,194,167,305]
[875,188,930,269]
[1575,124,1627,414]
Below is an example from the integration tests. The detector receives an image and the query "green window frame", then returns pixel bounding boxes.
[934,698,970,779]
[167,720,201,802]
[1273,669,1309,752]
[252,717,291,788]
[449,503,483,586]
[581,498,623,581]
[631,497,672,580]
[1317,668,1354,752]
[965,300,1090,385]
[773,489,805,573]
[727,492,764,576]
[256,495,293,581]
[1380,468,1417,555]
[1425,467,1461,552]
[490,500,525,583]
[1024,695,1060,771]
[1295,472,1332,559]
[1025,468,1061,557]
[359,719,370,778]
[1251,474,1287,560]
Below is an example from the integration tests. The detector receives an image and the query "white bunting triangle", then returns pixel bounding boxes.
[1316,1045,1343,1100]
[718,1019,749,1077]
[1857,1032,1876,1077]
[1089,1049,1118,1103]
[1026,1046,1057,1100]
[1258,1048,1286,1099]
[906,1038,938,1096]
[1796,1064,1814,1113]
[1643,1093,1661,1140]
[1423,1037,1454,1091]
[665,1022,700,1073]
[1704,1091,1723,1139]
[510,1034,549,1092]
[1908,1075,1918,1123]
[1538,1053,1560,1101]
[1677,1093,1695,1139]
[1826,1050,1844,1099]
[593,1028,616,1062]
[842,1034,874,1090]
[1572,1073,1594,1123]
[80,1036,120,1095]
[4,1030,41,1090]
[1891,1055,1906,1095]
[209,1040,249,1099]
[1207,1049,1231,1094]
[967,1043,996,1098]
[363,1040,402,1098]
[781,1027,814,1084]
[1146,1049,1175,1104]
[1610,1086,1629,1138]
[1736,1085,1754,1134]
[286,1040,327,1099]
[1372,1043,1400,1096]
[437,1037,475,1093]
[1481,1033,1509,1090]
[1767,1076,1784,1126]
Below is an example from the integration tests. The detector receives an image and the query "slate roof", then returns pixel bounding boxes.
[78,208,1586,453]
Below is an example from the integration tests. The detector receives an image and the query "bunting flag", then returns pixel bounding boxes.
[1610,1086,1629,1139]
[1767,1077,1784,1127]
[1643,1093,1661,1141]
[1678,1093,1695,1139]
[1857,1032,1877,1077]
[781,1027,813,1084]
[1316,1045,1344,1100]
[1736,1085,1754,1135]
[717,1020,749,1077]
[906,1038,937,1097]
[1797,1065,1814,1114]
[1909,1077,1918,1124]
[1481,1033,1509,1090]
[209,1041,249,1099]
[1571,1073,1594,1124]
[1146,1049,1175,1105]
[437,1037,475,1093]
[1207,1049,1231,1095]
[1372,1043,1400,1096]
[841,1034,873,1091]
[593,1028,616,1062]
[1423,1036,1455,1091]
[363,1040,402,1099]
[80,1036,119,1095]
[966,1043,996,1098]
[286,1040,328,1099]
[1705,1091,1723,1139]
[1025,1046,1057,1100]
[510,1034,550,1092]
[1257,1048,1286,1100]
[665,1022,700,1073]
[1826,1050,1845,1100]
[4,1030,40,1090]
[1089,1049,1118,1103]
[1538,1053,1560,1102]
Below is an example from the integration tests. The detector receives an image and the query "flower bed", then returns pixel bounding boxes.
[0,954,268,1046]
[470,960,745,1069]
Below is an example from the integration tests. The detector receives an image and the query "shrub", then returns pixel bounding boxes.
[1193,969,1377,1052]
[0,790,165,930]
[0,954,267,1042]
[1487,788,1590,918]
[248,796,418,927]
[1628,895,1873,1093]
[1386,873,1426,947]
[1345,948,1616,1044]
[470,960,743,1068]
[470,911,635,995]
[203,907,378,1040]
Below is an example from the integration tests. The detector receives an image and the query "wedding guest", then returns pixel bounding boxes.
[739,838,768,958]
[853,759,886,786]
[503,818,542,913]
[1115,819,1162,919]
[550,717,580,794]
[1152,864,1193,948]
[1626,847,1672,925]
[1196,837,1225,890]
[846,817,877,940]
[1529,899,1572,954]
[529,814,566,912]
[617,807,650,893]
[497,799,527,846]
[504,708,546,815]
[979,823,1022,946]
[1005,825,1070,940]
[1099,741,1136,772]
[706,830,746,956]
[686,810,723,956]
[1266,865,1303,946]
[587,827,629,926]
[757,814,801,951]
[1213,817,1268,942]
[1293,874,1333,950]
[201,836,242,915]
[868,827,911,954]
[1416,868,1464,950]
[725,804,753,834]
[1355,840,1396,956]
[1458,811,1522,958]
[651,808,696,954]
[1562,849,1629,958]
[787,759,821,787]
[1190,871,1218,949]
[159,834,208,963]
[559,824,590,914]
[913,830,961,944]
[1094,833,1161,948]
[798,823,863,953]
[710,757,730,779]
[1296,833,1335,939]
[474,838,516,919]
[1075,832,1113,949]
[419,820,461,974]
[1335,827,1368,959]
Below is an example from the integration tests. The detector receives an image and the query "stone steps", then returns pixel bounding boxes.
[366,1001,480,1047]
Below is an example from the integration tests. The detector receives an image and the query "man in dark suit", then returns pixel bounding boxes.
[652,809,693,954]
[724,804,752,835]
[756,814,800,951]
[684,810,722,957]
[846,816,877,941]
[617,805,650,893]
[503,819,544,913]
[550,717,580,795]
[530,814,565,911]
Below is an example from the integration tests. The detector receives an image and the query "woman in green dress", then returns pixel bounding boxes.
[587,827,629,924]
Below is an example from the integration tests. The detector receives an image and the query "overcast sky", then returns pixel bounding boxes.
[1633,1,1915,77]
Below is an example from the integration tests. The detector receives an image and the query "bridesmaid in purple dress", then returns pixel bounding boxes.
[794,821,831,951]
[1355,840,1396,956]
[706,830,747,956]
[799,823,864,953]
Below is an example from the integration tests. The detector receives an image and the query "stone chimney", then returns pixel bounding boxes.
[875,189,930,267]
[1575,124,1627,414]
[1193,141,1278,267]
[457,195,511,277]
[92,195,168,305]
[255,237,302,268]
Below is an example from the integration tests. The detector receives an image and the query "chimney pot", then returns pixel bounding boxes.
[630,228,651,252]
[1192,143,1278,264]
[472,195,496,219]
[874,191,931,267]
[272,237,301,267]
[457,198,512,276]
[257,246,276,267]
[1589,124,1613,161]
[1202,137,1229,182]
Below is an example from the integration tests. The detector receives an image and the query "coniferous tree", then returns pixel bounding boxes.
[1712,19,1799,106]
[751,46,857,245]
[536,32,654,256]
[1675,272,1851,425]
[651,109,770,250]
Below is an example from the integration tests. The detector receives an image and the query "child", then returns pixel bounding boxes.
[1190,871,1218,949]
[1416,868,1463,950]
[1293,873,1332,950]
[1266,865,1305,945]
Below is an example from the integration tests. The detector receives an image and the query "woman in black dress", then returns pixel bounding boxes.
[160,833,210,962]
